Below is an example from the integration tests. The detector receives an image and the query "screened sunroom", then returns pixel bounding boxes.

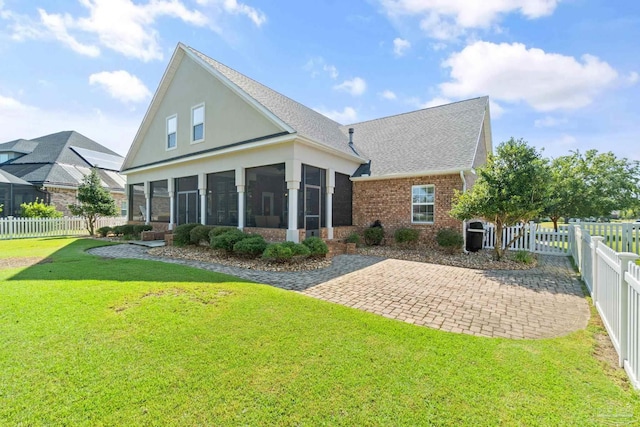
[0,169,49,217]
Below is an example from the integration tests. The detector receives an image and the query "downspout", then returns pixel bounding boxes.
[460,170,468,254]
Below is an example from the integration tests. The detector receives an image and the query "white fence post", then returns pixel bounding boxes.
[529,221,536,253]
[618,252,640,367]
[591,236,605,301]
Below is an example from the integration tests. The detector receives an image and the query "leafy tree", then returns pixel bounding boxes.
[68,168,118,235]
[20,198,63,218]
[450,138,549,260]
[544,150,640,230]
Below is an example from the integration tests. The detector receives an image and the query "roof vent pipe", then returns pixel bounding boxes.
[348,128,354,145]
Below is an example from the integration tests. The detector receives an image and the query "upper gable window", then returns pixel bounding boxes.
[192,104,205,143]
[411,185,435,223]
[166,115,177,150]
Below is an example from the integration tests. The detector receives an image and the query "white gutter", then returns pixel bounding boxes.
[351,167,474,182]
[460,170,469,254]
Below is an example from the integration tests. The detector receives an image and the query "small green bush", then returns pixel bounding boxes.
[436,228,464,253]
[210,229,250,252]
[96,226,112,237]
[262,243,293,262]
[513,250,535,265]
[190,225,215,245]
[281,241,311,257]
[133,224,153,235]
[111,224,138,237]
[345,233,360,245]
[209,226,236,238]
[364,227,384,246]
[173,223,201,246]
[20,198,63,218]
[233,235,268,258]
[302,236,328,257]
[394,228,420,245]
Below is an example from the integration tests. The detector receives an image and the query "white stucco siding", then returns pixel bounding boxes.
[127,55,285,170]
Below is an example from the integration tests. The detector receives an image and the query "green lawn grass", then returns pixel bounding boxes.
[1,238,639,425]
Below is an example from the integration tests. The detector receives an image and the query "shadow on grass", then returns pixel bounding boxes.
[9,239,246,284]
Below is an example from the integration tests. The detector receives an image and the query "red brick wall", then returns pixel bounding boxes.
[48,187,125,217]
[353,174,463,245]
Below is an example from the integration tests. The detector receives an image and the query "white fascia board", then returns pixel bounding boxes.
[121,133,297,175]
[182,46,295,134]
[350,168,473,182]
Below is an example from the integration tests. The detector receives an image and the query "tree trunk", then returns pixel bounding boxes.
[494,220,504,260]
[551,216,559,233]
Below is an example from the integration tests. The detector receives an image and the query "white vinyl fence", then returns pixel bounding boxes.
[571,224,640,390]
[483,221,568,255]
[0,216,127,240]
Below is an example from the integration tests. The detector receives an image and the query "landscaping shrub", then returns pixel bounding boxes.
[345,233,360,245]
[436,228,464,253]
[173,223,201,246]
[210,229,250,252]
[114,224,136,238]
[111,225,124,236]
[302,236,328,257]
[394,228,419,246]
[281,241,311,257]
[190,225,215,245]
[513,250,535,265]
[209,226,236,238]
[233,235,268,258]
[262,243,293,262]
[96,226,112,237]
[364,227,384,246]
[133,224,153,235]
[20,198,63,218]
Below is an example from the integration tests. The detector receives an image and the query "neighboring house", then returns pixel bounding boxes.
[122,43,492,243]
[0,169,48,217]
[0,131,127,217]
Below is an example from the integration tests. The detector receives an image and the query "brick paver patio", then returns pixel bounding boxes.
[302,256,589,339]
[90,245,589,339]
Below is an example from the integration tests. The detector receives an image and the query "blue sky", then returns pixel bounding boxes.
[0,0,638,162]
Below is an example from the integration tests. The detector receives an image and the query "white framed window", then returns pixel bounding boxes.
[191,104,205,143]
[411,185,435,223]
[166,115,177,150]
[120,200,128,217]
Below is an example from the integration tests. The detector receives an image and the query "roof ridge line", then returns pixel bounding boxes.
[343,96,489,127]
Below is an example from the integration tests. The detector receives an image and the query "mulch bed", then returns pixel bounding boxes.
[146,244,536,272]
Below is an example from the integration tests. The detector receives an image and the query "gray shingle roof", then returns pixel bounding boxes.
[341,97,489,177]
[0,139,39,155]
[0,131,125,191]
[188,47,360,158]
[0,169,33,186]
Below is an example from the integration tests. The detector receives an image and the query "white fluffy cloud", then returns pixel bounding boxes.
[380,90,397,100]
[440,41,619,111]
[379,0,560,40]
[3,0,265,61]
[211,0,266,26]
[314,106,358,124]
[419,96,451,108]
[89,70,151,103]
[334,77,367,96]
[393,37,411,56]
[534,116,568,128]
[0,93,140,156]
[304,57,339,79]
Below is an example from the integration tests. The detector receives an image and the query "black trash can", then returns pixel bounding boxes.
[466,221,485,252]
